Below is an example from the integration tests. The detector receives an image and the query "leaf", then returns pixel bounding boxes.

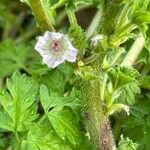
[0,39,39,78]
[123,100,150,150]
[118,135,138,150]
[40,69,66,94]
[40,84,80,113]
[99,1,124,36]
[133,12,150,24]
[0,71,38,132]
[106,103,129,116]
[108,66,140,90]
[0,111,13,131]
[40,84,65,112]
[40,85,82,145]
[102,48,125,70]
[21,122,73,150]
[47,107,83,145]
[116,83,141,105]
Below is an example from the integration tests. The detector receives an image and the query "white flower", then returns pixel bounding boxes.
[35,31,78,68]
[91,35,103,47]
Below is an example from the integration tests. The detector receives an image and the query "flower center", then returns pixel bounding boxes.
[51,40,61,52]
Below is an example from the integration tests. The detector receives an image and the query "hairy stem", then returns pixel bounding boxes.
[82,80,115,150]
[67,10,77,25]
[121,33,145,67]
[56,5,92,25]
[28,0,55,32]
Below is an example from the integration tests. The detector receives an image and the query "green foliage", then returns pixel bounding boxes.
[69,25,88,52]
[39,64,74,94]
[99,0,123,36]
[40,85,82,145]
[133,12,150,24]
[123,99,150,150]
[1,0,150,149]
[0,134,8,150]
[99,0,150,46]
[116,83,141,105]
[118,135,138,150]
[0,39,39,78]
[66,0,92,11]
[0,71,38,132]
[108,66,139,90]
[21,122,73,150]
[47,107,82,145]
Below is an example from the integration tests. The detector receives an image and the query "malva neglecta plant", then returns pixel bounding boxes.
[0,0,150,150]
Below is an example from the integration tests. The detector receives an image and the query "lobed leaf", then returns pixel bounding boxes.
[0,71,38,132]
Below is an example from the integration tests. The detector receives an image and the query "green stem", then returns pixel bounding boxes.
[86,9,102,38]
[82,80,115,150]
[50,0,66,10]
[101,49,124,102]
[82,49,124,149]
[67,10,77,25]
[56,5,92,25]
[121,33,145,67]
[28,0,55,32]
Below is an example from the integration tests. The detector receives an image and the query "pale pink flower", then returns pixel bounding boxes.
[35,31,78,68]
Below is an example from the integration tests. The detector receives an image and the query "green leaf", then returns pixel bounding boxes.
[99,1,124,36]
[40,85,82,145]
[116,83,141,105]
[0,39,39,78]
[0,111,13,131]
[123,100,150,150]
[40,85,80,113]
[108,66,140,90]
[102,48,125,70]
[118,135,138,150]
[21,122,73,150]
[47,107,83,145]
[106,103,129,116]
[40,84,65,112]
[40,69,66,94]
[0,71,38,132]
[133,12,150,24]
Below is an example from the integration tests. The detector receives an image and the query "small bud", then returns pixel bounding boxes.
[91,35,103,47]
[78,60,84,67]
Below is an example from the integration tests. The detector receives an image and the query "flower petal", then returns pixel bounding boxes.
[43,55,65,68]
[35,37,51,55]
[43,31,52,39]
[65,47,77,62]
